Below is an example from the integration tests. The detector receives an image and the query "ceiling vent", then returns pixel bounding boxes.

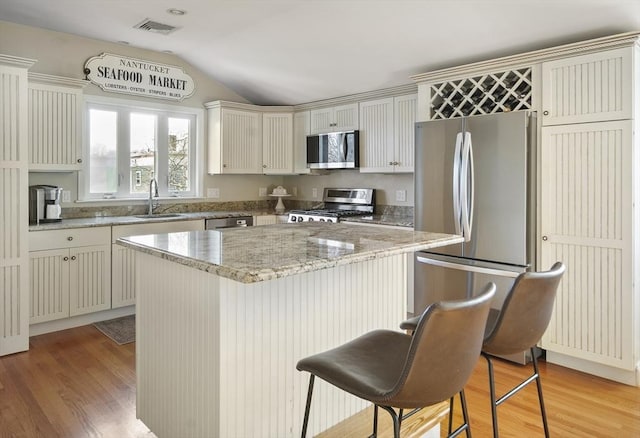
[134,18,179,35]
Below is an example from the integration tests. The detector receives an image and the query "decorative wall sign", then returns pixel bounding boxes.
[84,53,195,101]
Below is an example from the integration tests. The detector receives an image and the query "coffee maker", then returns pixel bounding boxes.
[29,185,63,224]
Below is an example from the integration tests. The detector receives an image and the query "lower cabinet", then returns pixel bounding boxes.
[29,227,111,324]
[111,219,204,308]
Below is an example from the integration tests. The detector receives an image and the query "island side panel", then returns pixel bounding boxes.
[217,254,408,438]
[135,253,222,438]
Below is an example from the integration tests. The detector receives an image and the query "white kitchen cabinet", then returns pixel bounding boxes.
[0,55,34,356]
[28,73,88,171]
[293,111,311,173]
[262,112,294,174]
[111,219,204,308]
[254,215,277,226]
[359,94,416,173]
[541,47,633,126]
[207,102,263,174]
[539,120,636,374]
[29,227,111,323]
[310,103,358,134]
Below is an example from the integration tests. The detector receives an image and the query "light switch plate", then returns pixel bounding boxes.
[292,186,298,196]
[62,190,71,203]
[259,187,267,197]
[207,188,220,198]
[312,188,318,198]
[395,190,406,202]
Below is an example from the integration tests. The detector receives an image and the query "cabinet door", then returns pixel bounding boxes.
[112,244,136,308]
[254,215,277,226]
[359,97,394,173]
[539,120,634,370]
[28,82,83,170]
[293,111,310,173]
[541,47,632,125]
[333,103,359,131]
[262,112,293,174]
[221,109,262,173]
[310,107,334,134]
[29,248,70,324]
[393,94,417,173]
[69,244,111,316]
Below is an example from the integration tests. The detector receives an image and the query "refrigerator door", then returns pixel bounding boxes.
[414,117,465,257]
[415,111,531,265]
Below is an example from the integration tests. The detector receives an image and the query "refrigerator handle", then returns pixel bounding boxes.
[460,132,474,241]
[453,132,463,236]
[416,255,521,278]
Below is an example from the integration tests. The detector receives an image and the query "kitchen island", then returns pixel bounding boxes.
[118,223,462,438]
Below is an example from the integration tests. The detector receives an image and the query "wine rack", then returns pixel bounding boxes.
[429,67,532,119]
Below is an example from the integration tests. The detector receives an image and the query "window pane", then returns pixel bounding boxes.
[130,113,157,194]
[168,117,190,193]
[89,109,118,194]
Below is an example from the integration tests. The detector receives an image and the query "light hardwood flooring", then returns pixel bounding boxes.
[0,325,638,437]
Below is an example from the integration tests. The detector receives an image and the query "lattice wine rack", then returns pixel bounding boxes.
[429,67,532,119]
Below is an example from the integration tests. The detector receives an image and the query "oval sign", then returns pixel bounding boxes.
[84,53,195,101]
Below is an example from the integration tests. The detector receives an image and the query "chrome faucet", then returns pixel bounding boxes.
[148,178,159,215]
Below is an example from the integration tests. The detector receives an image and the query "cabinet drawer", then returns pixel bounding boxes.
[112,219,204,242]
[29,227,111,251]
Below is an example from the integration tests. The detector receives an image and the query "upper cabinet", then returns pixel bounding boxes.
[207,102,263,174]
[310,103,358,134]
[293,111,311,174]
[206,101,299,175]
[28,73,88,171]
[541,47,633,125]
[262,112,293,174]
[359,94,416,173]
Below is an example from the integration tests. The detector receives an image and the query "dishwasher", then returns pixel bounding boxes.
[205,216,253,229]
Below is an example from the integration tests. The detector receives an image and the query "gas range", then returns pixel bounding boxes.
[288,188,375,223]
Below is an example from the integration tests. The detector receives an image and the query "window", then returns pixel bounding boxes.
[82,98,200,199]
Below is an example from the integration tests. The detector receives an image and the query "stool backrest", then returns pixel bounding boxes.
[483,262,566,356]
[385,283,495,408]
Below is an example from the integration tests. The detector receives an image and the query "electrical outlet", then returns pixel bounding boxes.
[312,188,318,198]
[259,187,267,197]
[395,190,406,202]
[207,188,220,198]
[62,190,71,203]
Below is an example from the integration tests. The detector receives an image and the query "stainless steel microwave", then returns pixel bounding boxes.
[306,130,359,169]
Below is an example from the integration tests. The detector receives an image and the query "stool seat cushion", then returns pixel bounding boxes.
[297,330,412,403]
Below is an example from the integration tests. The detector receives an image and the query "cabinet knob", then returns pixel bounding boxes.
[223,164,227,168]
[67,236,73,241]
[543,110,549,116]
[77,158,83,163]
[63,256,69,261]
[389,161,394,165]
[71,255,77,261]
[542,236,548,241]
[263,164,267,168]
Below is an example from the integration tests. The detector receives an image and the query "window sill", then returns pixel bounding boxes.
[75,196,206,204]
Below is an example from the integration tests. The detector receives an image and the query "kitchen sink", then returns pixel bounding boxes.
[135,213,185,219]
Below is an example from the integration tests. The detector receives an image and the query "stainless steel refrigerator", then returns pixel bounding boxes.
[413,111,536,362]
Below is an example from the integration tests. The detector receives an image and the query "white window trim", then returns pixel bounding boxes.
[79,94,204,201]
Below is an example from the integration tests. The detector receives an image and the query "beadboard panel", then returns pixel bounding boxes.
[263,112,293,174]
[394,94,417,172]
[111,245,136,308]
[542,47,632,125]
[29,249,69,323]
[359,97,393,172]
[540,120,633,369]
[69,245,111,316]
[0,62,30,356]
[136,252,407,437]
[28,83,82,168]
[221,109,262,173]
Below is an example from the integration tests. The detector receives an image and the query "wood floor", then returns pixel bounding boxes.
[0,325,639,437]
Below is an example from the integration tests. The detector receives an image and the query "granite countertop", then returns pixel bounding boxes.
[342,213,414,228]
[28,210,277,231]
[117,222,462,284]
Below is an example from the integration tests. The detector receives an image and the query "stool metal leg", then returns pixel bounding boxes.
[301,375,315,438]
[485,354,500,438]
[378,405,401,438]
[531,348,550,438]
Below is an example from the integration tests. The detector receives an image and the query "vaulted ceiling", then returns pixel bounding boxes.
[1,0,639,105]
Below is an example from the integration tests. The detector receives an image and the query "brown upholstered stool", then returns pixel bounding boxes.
[296,283,496,438]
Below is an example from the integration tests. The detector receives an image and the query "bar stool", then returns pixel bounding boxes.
[400,262,565,437]
[296,283,496,438]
